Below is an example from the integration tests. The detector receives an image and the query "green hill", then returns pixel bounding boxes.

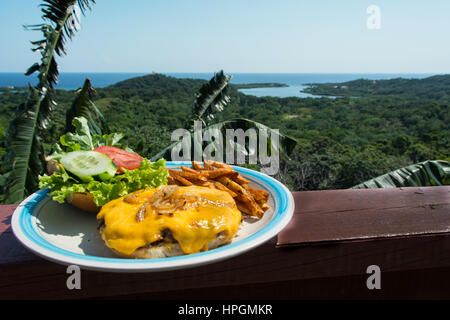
[1,73,449,194]
[109,73,206,90]
[303,74,450,99]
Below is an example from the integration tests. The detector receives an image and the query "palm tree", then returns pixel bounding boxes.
[3,0,96,203]
[152,70,298,170]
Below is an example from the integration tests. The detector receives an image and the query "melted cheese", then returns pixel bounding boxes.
[97,186,242,256]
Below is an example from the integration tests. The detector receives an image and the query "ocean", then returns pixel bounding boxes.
[0,72,435,98]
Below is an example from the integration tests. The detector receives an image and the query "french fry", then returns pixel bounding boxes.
[167,175,179,185]
[217,176,245,194]
[168,169,207,183]
[197,180,214,187]
[203,160,213,170]
[167,160,269,219]
[244,185,269,204]
[172,174,193,186]
[209,160,233,170]
[234,174,250,185]
[192,161,204,170]
[214,181,237,198]
[235,200,251,215]
[209,160,250,184]
[218,176,263,218]
[200,168,238,179]
[236,194,264,218]
[181,166,199,174]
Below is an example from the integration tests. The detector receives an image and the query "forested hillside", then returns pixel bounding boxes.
[303,74,450,99]
[1,73,449,194]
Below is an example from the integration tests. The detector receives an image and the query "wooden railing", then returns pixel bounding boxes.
[0,186,449,299]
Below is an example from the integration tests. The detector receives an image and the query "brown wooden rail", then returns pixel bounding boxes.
[0,186,449,299]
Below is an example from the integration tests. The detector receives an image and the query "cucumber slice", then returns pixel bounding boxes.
[60,151,117,182]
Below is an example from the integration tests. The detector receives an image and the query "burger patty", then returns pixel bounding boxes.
[97,221,231,259]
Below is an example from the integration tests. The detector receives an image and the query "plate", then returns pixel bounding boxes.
[11,161,294,272]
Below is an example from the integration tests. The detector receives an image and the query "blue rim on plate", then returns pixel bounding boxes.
[11,161,294,272]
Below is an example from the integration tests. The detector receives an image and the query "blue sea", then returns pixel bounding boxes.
[0,72,436,98]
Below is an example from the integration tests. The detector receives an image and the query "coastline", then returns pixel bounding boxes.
[0,72,438,98]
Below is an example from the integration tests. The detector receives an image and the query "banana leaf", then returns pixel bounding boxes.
[152,118,297,170]
[155,70,296,168]
[189,70,231,128]
[351,160,450,189]
[3,0,95,204]
[3,87,49,203]
[0,172,9,202]
[65,78,108,135]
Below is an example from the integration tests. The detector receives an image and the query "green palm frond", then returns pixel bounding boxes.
[26,0,96,89]
[190,70,231,128]
[152,118,297,169]
[351,160,450,189]
[3,88,45,202]
[154,71,297,172]
[66,78,109,136]
[3,0,95,204]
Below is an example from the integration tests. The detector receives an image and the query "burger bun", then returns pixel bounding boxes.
[66,192,101,213]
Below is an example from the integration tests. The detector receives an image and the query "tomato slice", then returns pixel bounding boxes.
[93,146,142,173]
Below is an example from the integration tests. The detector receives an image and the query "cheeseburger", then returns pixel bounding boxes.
[97,185,242,258]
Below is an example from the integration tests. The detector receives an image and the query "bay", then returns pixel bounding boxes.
[0,72,435,98]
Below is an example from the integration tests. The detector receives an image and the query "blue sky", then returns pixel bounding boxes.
[0,0,449,73]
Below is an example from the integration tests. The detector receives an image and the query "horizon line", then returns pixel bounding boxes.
[0,71,444,75]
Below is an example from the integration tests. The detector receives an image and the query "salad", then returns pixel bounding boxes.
[39,117,168,207]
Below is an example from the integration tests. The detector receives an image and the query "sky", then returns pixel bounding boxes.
[0,0,449,73]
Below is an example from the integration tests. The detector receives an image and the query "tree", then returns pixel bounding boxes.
[3,0,96,204]
[152,71,297,170]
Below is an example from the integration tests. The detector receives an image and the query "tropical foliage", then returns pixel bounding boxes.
[352,160,450,189]
[190,70,231,128]
[0,0,295,204]
[65,78,109,136]
[0,1,449,204]
[2,0,95,204]
[152,71,297,168]
[303,75,450,99]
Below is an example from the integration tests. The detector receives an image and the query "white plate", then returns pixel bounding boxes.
[11,162,294,272]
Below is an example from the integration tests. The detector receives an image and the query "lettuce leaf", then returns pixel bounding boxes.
[48,117,131,162]
[39,158,168,206]
[59,117,95,151]
[40,116,166,207]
